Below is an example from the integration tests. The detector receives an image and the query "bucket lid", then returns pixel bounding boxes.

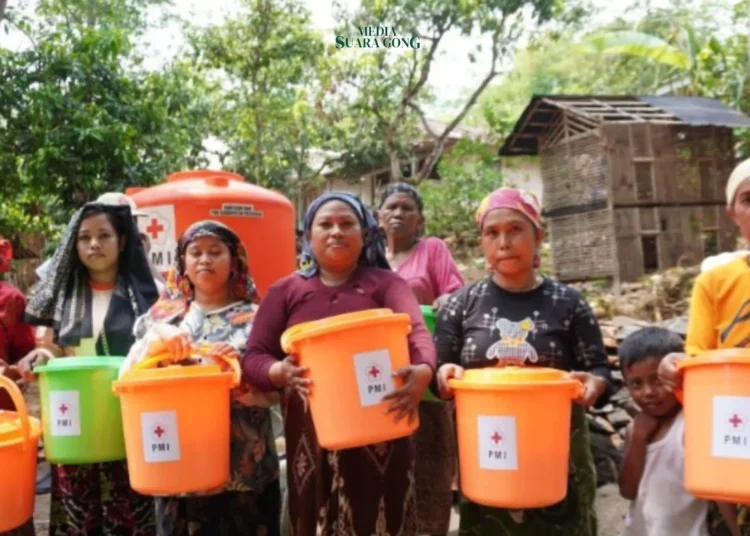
[678,348,750,370]
[0,412,41,447]
[34,356,125,373]
[113,363,231,391]
[449,366,581,392]
[281,309,411,354]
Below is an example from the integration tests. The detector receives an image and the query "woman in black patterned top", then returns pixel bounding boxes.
[433,187,611,536]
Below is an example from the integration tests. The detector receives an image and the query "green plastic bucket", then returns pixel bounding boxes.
[419,305,441,403]
[35,356,126,464]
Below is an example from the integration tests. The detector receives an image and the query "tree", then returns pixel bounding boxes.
[335,0,558,183]
[187,0,354,197]
[0,0,210,241]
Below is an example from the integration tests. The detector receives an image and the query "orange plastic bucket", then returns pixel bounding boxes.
[449,366,583,508]
[281,308,418,449]
[679,349,750,502]
[113,352,239,495]
[0,375,42,532]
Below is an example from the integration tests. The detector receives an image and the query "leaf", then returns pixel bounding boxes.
[585,31,691,71]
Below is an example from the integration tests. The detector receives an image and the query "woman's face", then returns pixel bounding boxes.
[308,200,364,272]
[76,213,123,276]
[379,192,423,241]
[183,236,233,296]
[480,208,543,278]
[727,178,750,242]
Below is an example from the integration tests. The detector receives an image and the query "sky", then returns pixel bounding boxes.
[1,0,684,114]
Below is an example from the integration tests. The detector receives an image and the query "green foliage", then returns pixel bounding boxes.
[0,0,210,241]
[419,139,502,244]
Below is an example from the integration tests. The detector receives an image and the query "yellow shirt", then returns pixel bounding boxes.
[686,256,750,355]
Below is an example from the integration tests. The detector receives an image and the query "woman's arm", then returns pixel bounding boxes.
[428,238,465,297]
[242,282,291,392]
[685,275,717,355]
[569,295,612,406]
[382,275,436,370]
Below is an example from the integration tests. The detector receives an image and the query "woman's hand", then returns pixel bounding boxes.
[436,363,465,399]
[433,294,450,311]
[570,371,607,408]
[383,364,433,424]
[658,352,687,393]
[268,355,311,395]
[16,348,56,378]
[148,324,192,361]
[207,342,240,360]
[0,359,27,392]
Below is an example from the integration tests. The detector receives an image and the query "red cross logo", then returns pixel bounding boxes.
[146,218,164,240]
[730,414,744,429]
[59,404,68,414]
[491,432,502,445]
[154,426,165,438]
[368,365,380,380]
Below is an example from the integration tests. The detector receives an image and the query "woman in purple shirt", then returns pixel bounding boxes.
[243,192,435,536]
[378,183,464,536]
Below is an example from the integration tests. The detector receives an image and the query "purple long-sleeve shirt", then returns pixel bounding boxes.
[242,266,436,392]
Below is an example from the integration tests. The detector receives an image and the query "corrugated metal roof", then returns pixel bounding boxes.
[499,95,750,156]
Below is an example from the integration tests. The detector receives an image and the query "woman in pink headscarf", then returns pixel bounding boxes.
[433,187,611,536]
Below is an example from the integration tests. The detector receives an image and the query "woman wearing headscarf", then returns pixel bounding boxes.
[20,202,159,535]
[120,220,280,536]
[243,192,435,535]
[378,182,463,535]
[433,187,611,535]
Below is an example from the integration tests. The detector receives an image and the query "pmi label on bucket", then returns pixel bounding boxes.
[712,396,750,459]
[477,416,518,471]
[353,349,394,407]
[141,411,181,463]
[49,390,81,437]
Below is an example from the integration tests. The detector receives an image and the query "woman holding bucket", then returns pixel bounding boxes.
[659,159,750,534]
[433,187,611,535]
[119,220,281,536]
[19,202,159,535]
[378,182,463,536]
[244,192,435,535]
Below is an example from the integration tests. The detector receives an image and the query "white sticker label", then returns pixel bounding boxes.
[712,396,750,459]
[49,390,81,437]
[141,411,181,463]
[478,416,519,471]
[353,349,395,407]
[137,205,177,272]
[209,203,264,218]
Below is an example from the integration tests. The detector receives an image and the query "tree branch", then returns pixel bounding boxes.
[0,0,7,26]
[5,14,39,51]
[407,102,438,139]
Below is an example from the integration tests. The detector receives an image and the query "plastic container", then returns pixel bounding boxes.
[127,170,295,297]
[679,349,750,502]
[449,366,583,508]
[0,376,42,532]
[281,309,419,449]
[113,354,239,495]
[35,356,126,464]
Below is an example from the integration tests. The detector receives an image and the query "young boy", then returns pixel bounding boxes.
[619,327,739,536]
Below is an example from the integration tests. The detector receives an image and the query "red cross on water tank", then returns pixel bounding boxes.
[491,432,502,444]
[368,365,380,379]
[59,404,68,414]
[154,426,165,438]
[730,414,744,429]
[146,218,164,240]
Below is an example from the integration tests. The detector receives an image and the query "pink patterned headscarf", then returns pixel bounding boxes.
[475,187,542,230]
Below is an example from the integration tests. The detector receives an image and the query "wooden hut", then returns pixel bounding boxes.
[499,95,750,282]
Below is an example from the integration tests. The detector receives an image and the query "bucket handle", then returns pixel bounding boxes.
[130,344,241,387]
[280,325,305,355]
[0,375,31,450]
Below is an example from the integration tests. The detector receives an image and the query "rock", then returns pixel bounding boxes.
[590,403,614,415]
[657,316,689,336]
[608,409,631,429]
[589,432,623,487]
[591,416,616,434]
[611,370,624,382]
[610,432,624,449]
[619,398,640,418]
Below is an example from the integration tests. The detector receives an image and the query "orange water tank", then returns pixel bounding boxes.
[127,170,295,298]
